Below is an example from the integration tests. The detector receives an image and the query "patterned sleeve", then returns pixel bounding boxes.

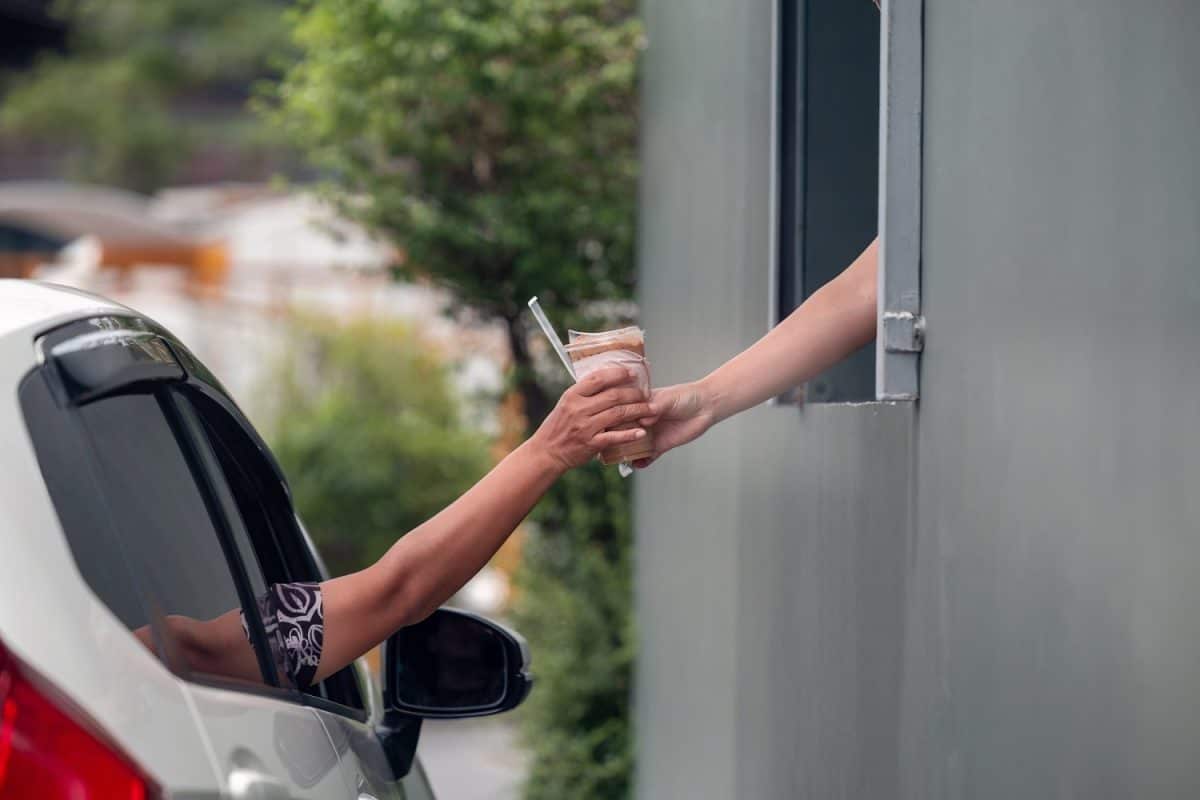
[239,582,324,689]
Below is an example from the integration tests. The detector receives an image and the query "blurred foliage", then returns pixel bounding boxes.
[267,0,642,423]
[512,461,635,799]
[269,4,642,795]
[0,0,292,191]
[263,316,490,576]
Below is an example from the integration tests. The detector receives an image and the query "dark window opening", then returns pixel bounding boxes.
[778,0,880,402]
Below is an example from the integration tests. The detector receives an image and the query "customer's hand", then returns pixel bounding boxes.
[632,381,717,468]
[531,366,654,471]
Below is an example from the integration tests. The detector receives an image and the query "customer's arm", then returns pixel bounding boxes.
[635,237,877,467]
[317,364,651,681]
[133,365,651,685]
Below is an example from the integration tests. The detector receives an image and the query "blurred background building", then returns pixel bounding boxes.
[0,180,508,420]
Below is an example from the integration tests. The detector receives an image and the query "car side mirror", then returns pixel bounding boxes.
[376,608,532,779]
[383,607,532,719]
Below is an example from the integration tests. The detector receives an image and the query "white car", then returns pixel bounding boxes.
[0,281,531,799]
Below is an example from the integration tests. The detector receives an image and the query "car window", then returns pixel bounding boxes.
[74,392,272,688]
[180,389,367,714]
[20,371,275,689]
[80,393,243,621]
[172,395,270,601]
[20,370,145,629]
[21,349,365,709]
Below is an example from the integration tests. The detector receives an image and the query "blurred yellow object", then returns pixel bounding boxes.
[192,242,231,289]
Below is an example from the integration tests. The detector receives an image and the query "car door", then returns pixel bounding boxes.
[74,387,351,799]
[177,383,439,800]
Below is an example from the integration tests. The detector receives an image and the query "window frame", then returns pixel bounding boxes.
[22,315,368,717]
[774,0,805,337]
[177,384,369,721]
[773,0,882,404]
[157,389,286,691]
[20,368,287,699]
[875,0,924,400]
[771,0,923,402]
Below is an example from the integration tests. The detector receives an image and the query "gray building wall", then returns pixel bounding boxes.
[635,1,1200,798]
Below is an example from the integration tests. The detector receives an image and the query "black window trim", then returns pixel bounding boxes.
[161,389,284,689]
[302,691,370,723]
[179,383,370,723]
[776,0,806,329]
[173,391,370,718]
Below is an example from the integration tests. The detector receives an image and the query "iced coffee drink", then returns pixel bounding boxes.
[565,326,654,466]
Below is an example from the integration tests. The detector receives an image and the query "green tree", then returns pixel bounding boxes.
[512,462,635,799]
[271,4,642,796]
[263,317,490,576]
[268,0,642,423]
[0,0,292,192]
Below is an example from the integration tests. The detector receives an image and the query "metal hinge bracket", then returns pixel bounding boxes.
[881,311,925,353]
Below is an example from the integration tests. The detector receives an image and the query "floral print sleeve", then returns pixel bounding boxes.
[240,582,324,689]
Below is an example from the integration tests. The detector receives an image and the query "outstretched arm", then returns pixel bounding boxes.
[636,238,877,466]
[134,365,652,686]
[316,366,650,680]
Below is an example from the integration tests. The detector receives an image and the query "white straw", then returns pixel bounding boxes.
[527,296,575,380]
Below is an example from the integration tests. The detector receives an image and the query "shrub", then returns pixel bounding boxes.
[263,316,490,576]
[513,461,634,799]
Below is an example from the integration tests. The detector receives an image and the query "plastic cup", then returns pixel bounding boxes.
[565,326,654,466]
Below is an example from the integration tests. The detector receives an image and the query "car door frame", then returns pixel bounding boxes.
[28,315,353,797]
[33,312,435,798]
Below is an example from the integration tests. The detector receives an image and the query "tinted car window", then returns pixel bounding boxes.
[80,394,247,624]
[21,350,363,706]
[182,390,366,713]
[21,377,272,688]
[172,394,269,602]
[19,370,144,628]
